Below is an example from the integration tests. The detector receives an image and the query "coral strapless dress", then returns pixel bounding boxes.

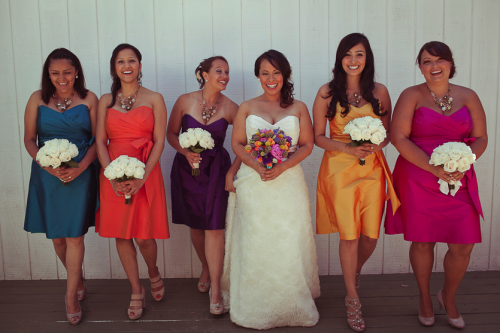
[316,103,399,240]
[96,106,169,239]
[385,106,482,244]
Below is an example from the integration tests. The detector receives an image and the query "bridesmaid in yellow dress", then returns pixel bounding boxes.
[313,33,399,332]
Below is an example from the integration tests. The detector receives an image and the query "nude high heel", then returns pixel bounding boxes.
[65,294,82,325]
[198,271,210,293]
[149,272,164,301]
[345,296,365,332]
[127,286,145,320]
[76,276,86,301]
[437,289,465,328]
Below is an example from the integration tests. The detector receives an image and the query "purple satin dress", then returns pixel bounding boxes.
[385,106,483,244]
[170,114,231,230]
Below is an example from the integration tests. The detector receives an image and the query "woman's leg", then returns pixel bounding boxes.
[134,238,162,293]
[356,234,378,273]
[64,236,85,320]
[115,238,142,295]
[52,238,85,291]
[205,229,224,304]
[441,243,474,318]
[191,228,210,283]
[409,242,436,318]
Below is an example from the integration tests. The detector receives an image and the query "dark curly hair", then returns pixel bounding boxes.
[195,56,228,89]
[254,50,294,108]
[41,48,88,104]
[107,43,142,109]
[325,33,386,120]
[416,41,456,79]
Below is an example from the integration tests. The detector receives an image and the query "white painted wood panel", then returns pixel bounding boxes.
[1,0,499,280]
[68,0,111,280]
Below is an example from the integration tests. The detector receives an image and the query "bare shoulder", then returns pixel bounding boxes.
[29,90,43,104]
[85,90,98,102]
[373,82,389,96]
[99,93,112,104]
[318,83,331,97]
[452,84,479,101]
[222,95,239,111]
[399,84,422,101]
[292,99,307,111]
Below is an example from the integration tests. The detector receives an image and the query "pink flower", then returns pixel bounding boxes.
[270,144,284,161]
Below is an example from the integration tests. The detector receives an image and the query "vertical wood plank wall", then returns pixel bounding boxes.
[1,0,499,280]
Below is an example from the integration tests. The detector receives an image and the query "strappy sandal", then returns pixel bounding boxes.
[77,276,87,301]
[209,288,224,315]
[198,271,210,293]
[65,294,82,325]
[345,296,365,332]
[355,273,361,291]
[150,272,164,301]
[127,286,145,320]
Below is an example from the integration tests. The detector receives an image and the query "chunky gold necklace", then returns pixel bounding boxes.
[201,90,221,122]
[347,91,362,107]
[118,88,139,111]
[53,93,74,111]
[428,86,453,113]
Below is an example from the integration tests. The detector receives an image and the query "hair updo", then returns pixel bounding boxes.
[254,49,294,108]
[195,56,228,89]
[416,41,456,79]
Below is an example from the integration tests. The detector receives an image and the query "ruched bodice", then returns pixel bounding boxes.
[24,104,99,239]
[171,114,231,230]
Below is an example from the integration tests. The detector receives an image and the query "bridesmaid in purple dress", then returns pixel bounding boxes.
[385,42,487,329]
[167,56,240,314]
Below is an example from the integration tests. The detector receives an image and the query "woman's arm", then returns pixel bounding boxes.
[465,89,488,159]
[125,92,168,195]
[231,101,267,177]
[95,94,112,168]
[166,94,201,168]
[312,84,374,160]
[225,98,242,192]
[370,83,392,152]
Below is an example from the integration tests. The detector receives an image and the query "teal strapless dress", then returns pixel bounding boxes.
[24,104,99,239]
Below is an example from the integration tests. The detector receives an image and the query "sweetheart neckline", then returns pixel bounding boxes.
[109,105,153,114]
[184,113,228,127]
[247,114,299,126]
[417,105,468,118]
[39,104,88,113]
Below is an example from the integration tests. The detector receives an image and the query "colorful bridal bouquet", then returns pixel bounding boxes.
[343,116,386,165]
[244,128,292,169]
[104,155,146,204]
[179,128,215,176]
[36,138,79,186]
[429,142,475,196]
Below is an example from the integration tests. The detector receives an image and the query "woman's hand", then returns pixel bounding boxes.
[431,165,465,183]
[120,178,146,196]
[109,179,125,197]
[345,143,374,159]
[55,165,85,183]
[261,163,287,181]
[225,172,236,192]
[42,166,61,178]
[184,150,201,168]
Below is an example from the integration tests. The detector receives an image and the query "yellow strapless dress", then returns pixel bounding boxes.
[316,103,399,240]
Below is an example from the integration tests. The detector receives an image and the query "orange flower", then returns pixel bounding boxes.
[258,157,263,162]
[244,145,253,153]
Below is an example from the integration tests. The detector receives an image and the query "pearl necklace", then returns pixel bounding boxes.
[428,86,453,113]
[201,90,221,122]
[347,91,362,107]
[53,93,74,111]
[118,88,139,111]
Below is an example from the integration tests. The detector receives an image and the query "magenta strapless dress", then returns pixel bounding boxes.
[385,106,483,244]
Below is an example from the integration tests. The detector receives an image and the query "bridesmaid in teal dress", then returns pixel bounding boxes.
[23,48,99,325]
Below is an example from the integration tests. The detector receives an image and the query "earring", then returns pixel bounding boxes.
[206,79,208,83]
[76,75,78,79]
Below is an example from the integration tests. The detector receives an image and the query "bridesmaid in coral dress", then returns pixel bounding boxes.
[313,33,399,332]
[385,41,487,328]
[96,44,169,320]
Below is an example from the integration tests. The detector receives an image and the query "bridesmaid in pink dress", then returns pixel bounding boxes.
[385,42,487,329]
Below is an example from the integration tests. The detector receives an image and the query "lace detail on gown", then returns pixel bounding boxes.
[221,115,320,329]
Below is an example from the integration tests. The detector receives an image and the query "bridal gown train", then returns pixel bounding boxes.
[221,115,320,330]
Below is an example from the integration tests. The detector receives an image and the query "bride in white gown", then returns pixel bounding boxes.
[221,50,320,329]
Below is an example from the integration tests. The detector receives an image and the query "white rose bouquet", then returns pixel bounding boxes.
[103,155,146,204]
[343,116,386,165]
[429,141,476,196]
[178,128,215,176]
[36,138,79,186]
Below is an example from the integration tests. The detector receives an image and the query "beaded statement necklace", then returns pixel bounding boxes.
[201,90,221,122]
[118,88,140,111]
[428,86,453,114]
[347,91,362,107]
[53,93,74,111]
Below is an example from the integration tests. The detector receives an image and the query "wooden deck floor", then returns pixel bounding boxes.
[0,271,499,332]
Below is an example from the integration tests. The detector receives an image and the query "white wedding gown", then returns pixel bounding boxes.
[221,115,320,329]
